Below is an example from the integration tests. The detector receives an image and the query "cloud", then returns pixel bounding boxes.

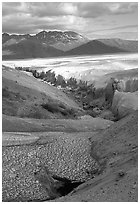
[75,2,138,18]
[2,2,138,18]
[108,2,138,15]
[2,2,78,18]
[91,24,138,33]
[2,2,29,16]
[2,2,138,36]
[2,11,84,34]
[2,14,64,34]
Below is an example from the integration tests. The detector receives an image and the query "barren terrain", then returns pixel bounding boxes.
[53,111,138,202]
[2,65,138,202]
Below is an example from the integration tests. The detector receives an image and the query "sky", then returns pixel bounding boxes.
[2,2,138,40]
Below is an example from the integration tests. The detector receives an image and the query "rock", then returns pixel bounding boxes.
[118,171,126,178]
[104,78,119,105]
[34,166,64,199]
[112,91,138,119]
[93,107,101,115]
[78,115,94,120]
[117,78,138,92]
[98,110,116,121]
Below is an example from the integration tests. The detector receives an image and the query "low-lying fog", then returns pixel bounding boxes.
[3,53,138,81]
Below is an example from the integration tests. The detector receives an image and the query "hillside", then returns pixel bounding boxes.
[53,111,138,202]
[2,66,83,119]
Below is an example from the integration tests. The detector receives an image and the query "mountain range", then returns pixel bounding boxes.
[2,30,138,60]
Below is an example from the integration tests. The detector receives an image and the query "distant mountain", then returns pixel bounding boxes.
[97,38,138,52]
[2,30,89,52]
[65,39,137,56]
[106,32,138,41]
[2,38,64,60]
[89,32,138,41]
[35,30,89,51]
[65,38,138,56]
[2,33,10,43]
[2,31,138,60]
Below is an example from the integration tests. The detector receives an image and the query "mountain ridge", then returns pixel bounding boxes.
[2,30,138,60]
[2,30,89,52]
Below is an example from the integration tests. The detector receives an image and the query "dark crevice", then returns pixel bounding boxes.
[51,175,83,197]
[34,166,84,201]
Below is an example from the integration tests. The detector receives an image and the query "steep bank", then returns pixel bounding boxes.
[53,111,138,202]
